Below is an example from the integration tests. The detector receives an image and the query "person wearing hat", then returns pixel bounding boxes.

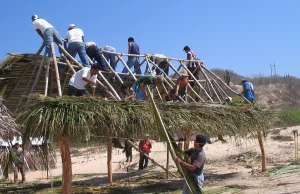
[13,143,26,184]
[68,64,100,97]
[149,54,169,77]
[138,134,152,170]
[174,70,189,102]
[31,15,63,58]
[64,24,90,67]
[120,37,141,79]
[239,79,255,103]
[85,41,109,71]
[183,46,201,87]
[175,135,207,193]
[133,75,164,100]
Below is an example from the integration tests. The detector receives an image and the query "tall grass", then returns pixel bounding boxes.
[277,109,300,127]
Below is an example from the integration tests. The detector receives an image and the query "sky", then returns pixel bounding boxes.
[1,0,300,77]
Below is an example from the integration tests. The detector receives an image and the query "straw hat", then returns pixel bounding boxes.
[155,75,164,83]
[181,70,189,77]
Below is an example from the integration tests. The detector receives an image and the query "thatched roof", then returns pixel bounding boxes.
[18,95,274,142]
[0,98,19,141]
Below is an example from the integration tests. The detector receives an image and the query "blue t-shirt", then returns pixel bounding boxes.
[243,82,255,101]
[129,42,140,55]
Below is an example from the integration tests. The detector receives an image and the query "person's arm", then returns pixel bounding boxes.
[123,94,135,101]
[175,79,180,96]
[239,83,248,96]
[128,42,132,54]
[36,29,44,39]
[175,158,197,171]
[92,86,96,97]
[82,36,84,42]
[82,77,96,86]
[139,82,148,98]
[64,39,68,50]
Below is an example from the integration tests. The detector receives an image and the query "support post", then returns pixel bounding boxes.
[107,136,113,184]
[44,60,50,96]
[257,131,266,172]
[60,136,72,194]
[50,42,62,96]
[166,143,170,179]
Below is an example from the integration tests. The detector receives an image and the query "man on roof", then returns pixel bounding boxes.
[68,64,100,97]
[183,46,201,87]
[239,79,255,103]
[175,135,207,193]
[133,75,164,100]
[120,37,141,79]
[174,70,189,102]
[64,24,90,67]
[150,54,169,77]
[31,15,63,58]
[85,41,109,71]
[119,84,135,101]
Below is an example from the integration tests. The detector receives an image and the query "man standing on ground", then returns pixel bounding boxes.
[13,143,25,184]
[174,70,189,102]
[64,24,90,67]
[124,138,134,162]
[239,79,255,103]
[175,135,207,193]
[121,37,141,79]
[85,41,109,71]
[150,54,169,77]
[183,46,201,87]
[68,64,100,97]
[133,75,164,100]
[138,134,152,170]
[32,15,63,57]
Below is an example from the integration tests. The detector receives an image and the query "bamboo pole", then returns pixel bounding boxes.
[100,53,123,84]
[44,60,50,96]
[107,136,113,184]
[166,143,170,179]
[6,45,45,100]
[132,58,146,74]
[127,140,177,178]
[50,42,62,96]
[257,131,266,172]
[60,136,72,194]
[24,50,47,109]
[211,80,225,100]
[211,79,229,99]
[166,60,204,102]
[62,68,71,92]
[179,62,213,102]
[57,44,83,68]
[198,66,222,103]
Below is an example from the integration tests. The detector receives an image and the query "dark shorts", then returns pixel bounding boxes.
[68,85,86,96]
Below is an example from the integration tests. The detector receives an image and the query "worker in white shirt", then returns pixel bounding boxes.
[68,64,100,97]
[64,24,90,67]
[31,15,63,57]
[150,54,169,77]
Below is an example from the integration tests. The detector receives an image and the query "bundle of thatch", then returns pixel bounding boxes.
[18,95,274,142]
[0,98,19,141]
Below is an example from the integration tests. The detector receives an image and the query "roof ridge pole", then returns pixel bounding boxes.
[199,65,222,103]
[165,60,204,102]
[179,61,213,102]
[24,49,47,109]
[87,57,121,100]
[50,42,62,97]
[201,65,251,104]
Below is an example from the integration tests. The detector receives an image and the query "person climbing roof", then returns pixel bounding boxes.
[239,79,255,103]
[31,15,63,58]
[85,41,109,71]
[150,54,169,77]
[64,24,90,67]
[133,75,164,100]
[174,70,189,102]
[183,46,201,87]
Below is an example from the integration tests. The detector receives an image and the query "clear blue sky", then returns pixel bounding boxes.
[1,0,300,77]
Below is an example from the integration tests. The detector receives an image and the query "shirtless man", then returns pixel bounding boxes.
[174,70,189,102]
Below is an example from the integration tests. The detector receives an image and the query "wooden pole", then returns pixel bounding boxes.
[107,136,113,184]
[179,62,213,102]
[50,42,62,96]
[57,44,82,68]
[257,131,266,172]
[166,143,170,179]
[44,60,50,96]
[117,55,137,81]
[211,79,229,99]
[184,129,193,150]
[199,66,222,103]
[60,136,72,194]
[127,140,177,178]
[100,53,123,84]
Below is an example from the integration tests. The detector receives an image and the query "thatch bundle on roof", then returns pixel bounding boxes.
[0,98,19,141]
[18,95,275,143]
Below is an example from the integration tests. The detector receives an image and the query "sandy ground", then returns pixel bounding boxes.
[5,126,300,193]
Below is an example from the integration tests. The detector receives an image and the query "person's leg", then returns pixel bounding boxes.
[13,166,18,184]
[134,57,142,75]
[138,153,144,170]
[197,173,204,188]
[20,164,25,183]
[67,43,78,59]
[43,27,54,57]
[68,85,79,96]
[77,89,86,96]
[53,29,63,55]
[121,57,135,79]
[86,47,95,61]
[93,48,106,70]
[182,181,190,194]
[77,42,90,67]
[109,54,116,71]
[143,152,149,168]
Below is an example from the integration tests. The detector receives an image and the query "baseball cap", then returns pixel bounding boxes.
[69,24,76,28]
[31,15,39,21]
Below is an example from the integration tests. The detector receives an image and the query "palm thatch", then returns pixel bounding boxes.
[18,94,274,143]
[0,98,19,141]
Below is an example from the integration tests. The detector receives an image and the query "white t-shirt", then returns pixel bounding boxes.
[32,19,53,34]
[65,28,84,43]
[69,67,97,90]
[153,54,166,64]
